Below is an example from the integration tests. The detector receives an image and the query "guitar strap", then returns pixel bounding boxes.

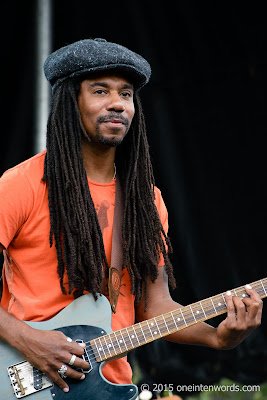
[100,177,123,313]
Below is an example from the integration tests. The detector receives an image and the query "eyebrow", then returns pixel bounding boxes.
[89,82,134,90]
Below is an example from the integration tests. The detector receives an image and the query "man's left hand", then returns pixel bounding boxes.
[215,285,263,350]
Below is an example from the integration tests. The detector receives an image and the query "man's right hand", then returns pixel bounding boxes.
[0,244,89,393]
[15,325,89,393]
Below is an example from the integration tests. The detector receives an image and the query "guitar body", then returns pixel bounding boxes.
[0,294,138,400]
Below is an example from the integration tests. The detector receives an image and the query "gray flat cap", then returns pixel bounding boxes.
[44,38,151,91]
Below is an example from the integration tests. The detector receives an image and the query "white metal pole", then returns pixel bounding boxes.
[34,0,52,154]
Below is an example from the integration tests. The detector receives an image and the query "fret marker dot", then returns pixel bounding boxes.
[218,303,221,306]
[154,331,157,335]
[242,294,246,298]
[119,340,123,343]
[108,344,112,347]
[177,317,181,321]
[131,335,135,339]
[151,323,154,326]
[98,348,102,351]
[196,311,200,314]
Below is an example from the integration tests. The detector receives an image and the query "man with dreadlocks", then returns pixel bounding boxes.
[0,39,263,394]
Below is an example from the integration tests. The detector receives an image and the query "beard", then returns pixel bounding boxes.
[84,112,131,147]
[95,130,125,147]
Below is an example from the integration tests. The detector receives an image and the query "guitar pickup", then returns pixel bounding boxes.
[75,339,92,373]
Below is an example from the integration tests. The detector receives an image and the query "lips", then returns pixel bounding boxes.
[105,119,125,124]
[97,114,129,127]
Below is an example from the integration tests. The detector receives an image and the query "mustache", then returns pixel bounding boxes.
[97,113,129,127]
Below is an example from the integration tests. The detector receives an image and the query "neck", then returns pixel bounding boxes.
[82,140,116,183]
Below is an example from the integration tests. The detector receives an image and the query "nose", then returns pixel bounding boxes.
[107,92,125,112]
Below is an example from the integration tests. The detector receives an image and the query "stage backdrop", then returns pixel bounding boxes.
[1,0,267,392]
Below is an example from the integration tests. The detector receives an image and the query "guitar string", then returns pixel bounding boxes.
[70,285,267,361]
[53,285,267,363]
[78,284,267,357]
[15,283,267,377]
[83,283,266,360]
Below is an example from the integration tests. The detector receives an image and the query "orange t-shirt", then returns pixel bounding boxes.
[0,151,168,384]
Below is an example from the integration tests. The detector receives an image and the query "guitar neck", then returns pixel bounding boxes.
[90,278,267,362]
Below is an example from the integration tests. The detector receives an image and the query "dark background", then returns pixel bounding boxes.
[1,0,267,395]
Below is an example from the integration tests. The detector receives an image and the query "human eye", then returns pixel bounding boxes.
[94,89,106,95]
[121,91,133,98]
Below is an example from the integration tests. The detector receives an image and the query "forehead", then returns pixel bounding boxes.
[81,70,134,88]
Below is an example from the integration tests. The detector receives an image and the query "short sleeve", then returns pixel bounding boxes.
[154,187,169,266]
[0,169,34,249]
[154,187,168,235]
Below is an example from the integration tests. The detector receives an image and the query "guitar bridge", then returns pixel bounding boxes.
[8,361,53,398]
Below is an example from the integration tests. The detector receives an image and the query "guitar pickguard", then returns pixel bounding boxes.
[50,325,137,400]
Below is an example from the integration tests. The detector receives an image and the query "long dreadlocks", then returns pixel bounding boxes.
[43,77,176,306]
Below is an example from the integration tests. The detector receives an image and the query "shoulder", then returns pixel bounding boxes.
[153,186,167,213]
[2,151,46,177]
[154,185,163,203]
[0,152,47,248]
[0,151,47,206]
[153,185,168,231]
[1,151,46,189]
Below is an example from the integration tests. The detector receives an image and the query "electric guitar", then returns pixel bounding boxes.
[1,278,266,399]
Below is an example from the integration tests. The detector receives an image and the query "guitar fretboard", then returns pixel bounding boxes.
[90,278,267,362]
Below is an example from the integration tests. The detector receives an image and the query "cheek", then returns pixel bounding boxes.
[128,104,135,125]
[78,94,98,119]
[78,103,97,128]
